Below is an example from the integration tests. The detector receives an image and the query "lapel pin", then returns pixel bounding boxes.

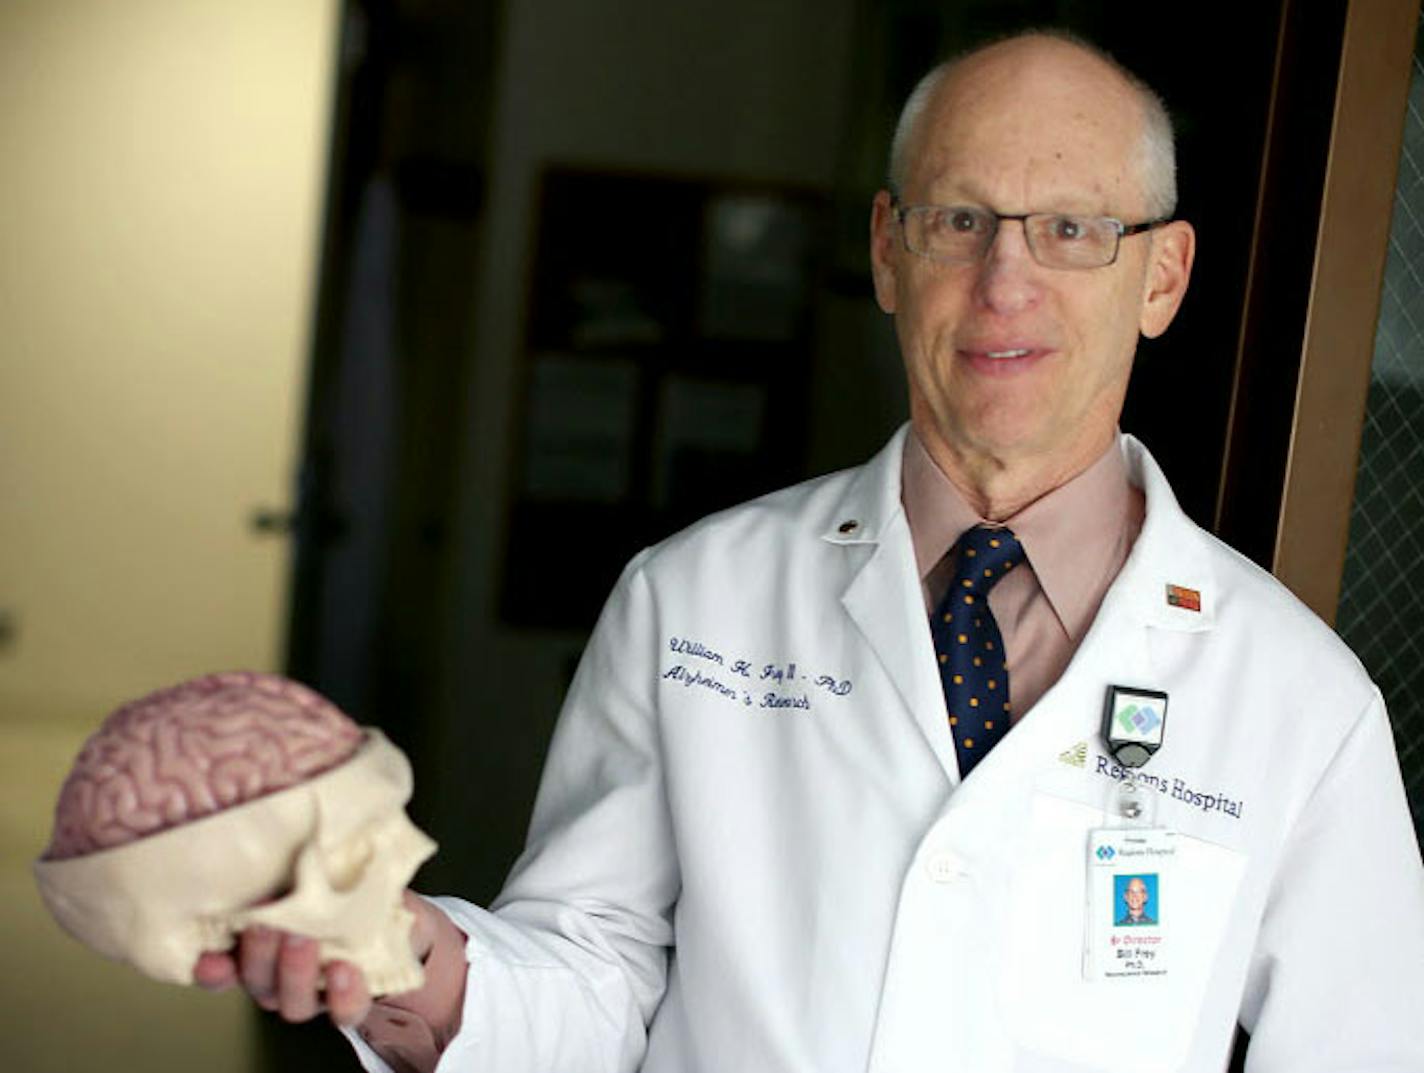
[1165,583,1200,612]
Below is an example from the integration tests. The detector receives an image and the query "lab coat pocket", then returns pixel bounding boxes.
[1000,792,1246,1072]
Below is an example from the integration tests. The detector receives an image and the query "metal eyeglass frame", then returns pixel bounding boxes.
[891,197,1170,269]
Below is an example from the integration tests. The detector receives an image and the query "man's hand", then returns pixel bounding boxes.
[194,890,467,1073]
[192,889,437,1029]
[193,928,373,1027]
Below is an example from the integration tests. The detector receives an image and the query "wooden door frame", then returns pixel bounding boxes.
[1218,0,1419,624]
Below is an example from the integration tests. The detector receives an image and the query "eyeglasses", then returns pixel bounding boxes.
[892,200,1169,270]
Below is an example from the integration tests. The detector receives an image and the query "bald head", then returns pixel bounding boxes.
[867,28,1198,517]
[888,33,1177,219]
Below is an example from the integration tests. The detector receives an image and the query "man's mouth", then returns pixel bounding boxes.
[957,345,1051,372]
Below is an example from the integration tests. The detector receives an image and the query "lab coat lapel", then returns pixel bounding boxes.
[826,428,960,785]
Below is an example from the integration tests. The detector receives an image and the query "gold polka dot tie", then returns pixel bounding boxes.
[930,524,1022,777]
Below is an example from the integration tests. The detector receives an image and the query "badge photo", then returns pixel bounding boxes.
[1113,872,1160,928]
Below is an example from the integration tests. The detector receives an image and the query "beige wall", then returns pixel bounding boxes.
[0,2,336,1070]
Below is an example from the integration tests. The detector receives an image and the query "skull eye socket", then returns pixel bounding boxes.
[323,833,376,890]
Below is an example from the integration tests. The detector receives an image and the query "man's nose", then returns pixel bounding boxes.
[973,219,1042,314]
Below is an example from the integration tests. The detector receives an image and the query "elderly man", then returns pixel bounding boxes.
[201,31,1424,1072]
[1117,876,1157,927]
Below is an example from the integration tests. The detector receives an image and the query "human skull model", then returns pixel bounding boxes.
[33,672,437,996]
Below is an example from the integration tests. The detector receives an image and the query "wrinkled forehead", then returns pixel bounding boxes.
[907,43,1148,214]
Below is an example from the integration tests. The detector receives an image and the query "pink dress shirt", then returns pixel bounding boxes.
[902,428,1145,721]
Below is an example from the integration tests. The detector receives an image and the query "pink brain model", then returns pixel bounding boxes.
[44,671,365,860]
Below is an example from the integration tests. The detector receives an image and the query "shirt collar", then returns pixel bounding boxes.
[901,427,1143,641]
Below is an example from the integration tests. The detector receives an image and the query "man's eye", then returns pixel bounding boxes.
[924,208,982,234]
[1050,216,1087,240]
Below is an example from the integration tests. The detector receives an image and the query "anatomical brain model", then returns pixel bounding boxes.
[34,672,436,995]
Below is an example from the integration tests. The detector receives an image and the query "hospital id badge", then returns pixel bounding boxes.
[1083,827,1176,981]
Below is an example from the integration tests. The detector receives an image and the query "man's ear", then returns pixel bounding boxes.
[1139,219,1195,339]
[870,190,901,314]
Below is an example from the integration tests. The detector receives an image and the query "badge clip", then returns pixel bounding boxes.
[1102,685,1168,770]
[1101,685,1168,824]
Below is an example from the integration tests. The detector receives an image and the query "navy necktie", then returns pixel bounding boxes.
[930,525,1023,777]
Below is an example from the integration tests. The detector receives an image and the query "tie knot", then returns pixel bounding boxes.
[953,525,1022,593]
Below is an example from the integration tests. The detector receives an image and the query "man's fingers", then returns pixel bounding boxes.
[202,928,371,1030]
[193,951,238,991]
[276,935,322,1022]
[325,960,373,1029]
[239,926,284,1011]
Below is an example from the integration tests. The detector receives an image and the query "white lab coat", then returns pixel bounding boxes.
[352,428,1424,1073]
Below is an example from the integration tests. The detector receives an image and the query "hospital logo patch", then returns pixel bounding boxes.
[1116,702,1162,737]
